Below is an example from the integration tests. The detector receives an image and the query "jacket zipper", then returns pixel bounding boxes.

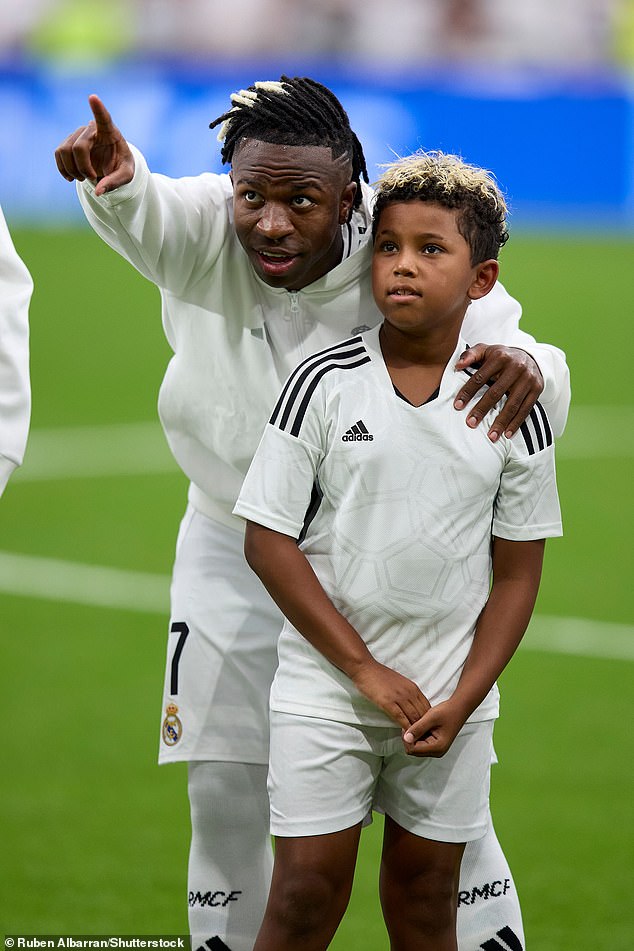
[288,290,303,358]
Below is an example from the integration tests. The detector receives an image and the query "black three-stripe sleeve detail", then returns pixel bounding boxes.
[519,420,535,454]
[270,338,370,437]
[534,399,553,444]
[461,357,552,457]
[519,402,553,455]
[534,414,545,451]
[270,338,363,427]
[289,357,371,437]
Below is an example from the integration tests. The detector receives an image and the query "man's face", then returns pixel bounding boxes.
[231,139,356,290]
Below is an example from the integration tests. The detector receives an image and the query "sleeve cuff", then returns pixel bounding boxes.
[78,144,147,207]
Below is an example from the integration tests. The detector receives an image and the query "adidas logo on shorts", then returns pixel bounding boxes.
[342,419,374,442]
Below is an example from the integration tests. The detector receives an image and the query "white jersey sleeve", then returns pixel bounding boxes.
[464,281,571,438]
[234,335,372,535]
[77,145,232,295]
[234,397,325,539]
[0,206,32,495]
[493,402,562,541]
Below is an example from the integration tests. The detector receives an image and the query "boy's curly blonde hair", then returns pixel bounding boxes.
[372,150,509,264]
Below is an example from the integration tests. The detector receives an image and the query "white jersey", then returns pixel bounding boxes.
[0,205,32,496]
[234,327,563,728]
[78,147,570,528]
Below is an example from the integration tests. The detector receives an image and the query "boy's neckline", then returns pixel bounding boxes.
[378,322,459,407]
[392,382,441,407]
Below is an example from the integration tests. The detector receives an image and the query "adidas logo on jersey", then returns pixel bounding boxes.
[342,419,374,441]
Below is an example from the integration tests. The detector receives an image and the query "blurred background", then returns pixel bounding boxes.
[0,0,633,225]
[1,1,633,948]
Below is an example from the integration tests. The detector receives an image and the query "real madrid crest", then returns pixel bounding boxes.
[162,701,183,746]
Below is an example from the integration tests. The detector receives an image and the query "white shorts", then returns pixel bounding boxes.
[158,504,282,765]
[268,712,494,842]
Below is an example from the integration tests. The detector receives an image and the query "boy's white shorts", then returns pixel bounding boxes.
[268,711,494,842]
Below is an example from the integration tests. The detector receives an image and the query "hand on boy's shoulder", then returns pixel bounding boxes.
[454,344,544,442]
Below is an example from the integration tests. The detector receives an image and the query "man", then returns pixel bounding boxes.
[0,204,32,496]
[55,76,570,951]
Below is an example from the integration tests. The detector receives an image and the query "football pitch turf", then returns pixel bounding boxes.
[2,227,633,948]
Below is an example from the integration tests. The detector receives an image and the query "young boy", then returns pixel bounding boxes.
[233,151,562,950]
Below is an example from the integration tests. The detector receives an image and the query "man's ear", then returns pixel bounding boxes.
[339,181,357,224]
[468,259,499,300]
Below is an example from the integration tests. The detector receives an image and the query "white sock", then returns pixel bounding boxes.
[187,761,273,951]
[187,766,523,950]
[457,813,525,950]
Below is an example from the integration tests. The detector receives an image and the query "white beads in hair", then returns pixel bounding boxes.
[254,81,289,95]
[216,80,289,143]
[230,89,258,108]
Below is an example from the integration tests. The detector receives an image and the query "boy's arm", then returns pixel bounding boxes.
[403,536,545,756]
[244,520,431,730]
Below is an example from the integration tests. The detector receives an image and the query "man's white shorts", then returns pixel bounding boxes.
[158,504,282,765]
[268,711,494,842]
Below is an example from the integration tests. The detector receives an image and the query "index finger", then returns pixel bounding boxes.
[88,94,114,133]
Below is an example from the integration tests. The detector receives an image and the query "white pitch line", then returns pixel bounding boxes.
[13,421,178,481]
[522,614,634,661]
[11,406,634,484]
[0,550,170,614]
[0,550,632,661]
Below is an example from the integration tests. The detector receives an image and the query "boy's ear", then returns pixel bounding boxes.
[468,259,499,300]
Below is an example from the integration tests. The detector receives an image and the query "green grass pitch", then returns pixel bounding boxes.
[2,227,633,948]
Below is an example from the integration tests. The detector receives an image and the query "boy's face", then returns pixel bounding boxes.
[231,139,356,290]
[372,200,494,343]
